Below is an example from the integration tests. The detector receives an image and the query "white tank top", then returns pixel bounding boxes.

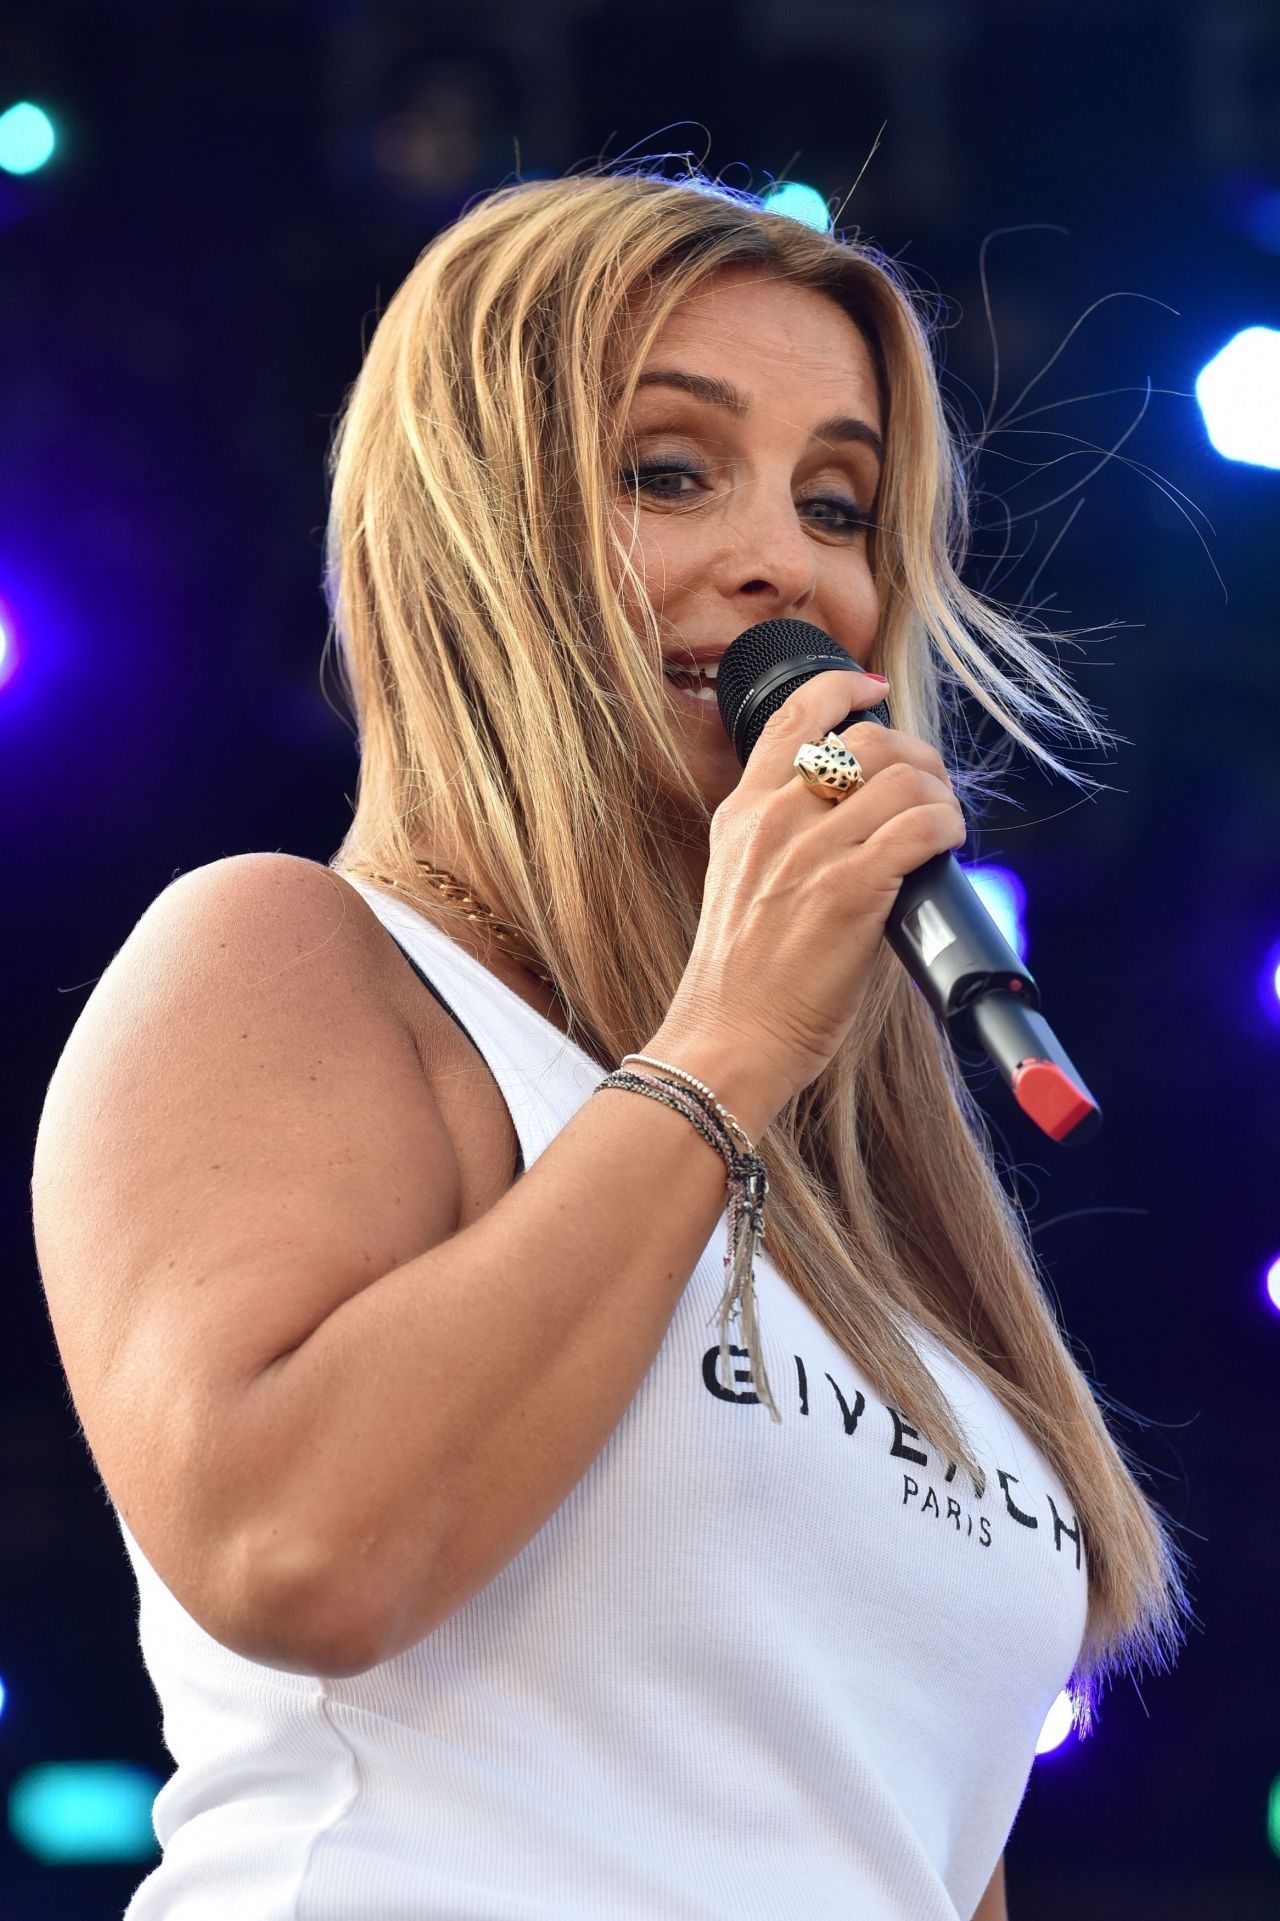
[119,869,1088,1921]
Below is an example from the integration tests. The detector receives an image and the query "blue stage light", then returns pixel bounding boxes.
[0,101,56,177]
[761,181,833,233]
[0,1675,6,1721]
[964,863,1028,963]
[1195,328,1280,469]
[1034,1690,1075,1757]
[9,1762,161,1865]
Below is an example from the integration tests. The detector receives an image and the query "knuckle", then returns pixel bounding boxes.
[711,793,756,843]
[929,801,967,849]
[900,803,950,845]
[844,720,882,756]
[906,804,943,841]
[884,760,933,801]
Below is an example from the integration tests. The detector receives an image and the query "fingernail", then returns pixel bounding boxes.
[861,670,889,683]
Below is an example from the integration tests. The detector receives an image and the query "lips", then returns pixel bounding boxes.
[661,653,722,676]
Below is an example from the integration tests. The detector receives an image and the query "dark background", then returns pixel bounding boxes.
[4,2,1279,1916]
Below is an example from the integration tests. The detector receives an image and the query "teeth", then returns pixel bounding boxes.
[663,659,720,681]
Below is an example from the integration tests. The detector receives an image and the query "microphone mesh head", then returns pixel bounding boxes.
[716,618,880,762]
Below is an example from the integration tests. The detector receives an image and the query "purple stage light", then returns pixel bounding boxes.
[1260,939,1280,1028]
[0,602,18,690]
[964,863,1028,964]
[1034,1690,1075,1757]
[1265,1257,1280,1316]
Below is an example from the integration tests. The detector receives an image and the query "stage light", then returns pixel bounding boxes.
[1269,1773,1280,1859]
[1265,1256,1280,1316]
[0,1675,6,1720]
[0,603,19,695]
[1195,328,1280,469]
[1034,1690,1074,1756]
[0,101,56,177]
[8,1762,160,1865]
[760,181,832,233]
[964,863,1028,963]
[1261,939,1280,1027]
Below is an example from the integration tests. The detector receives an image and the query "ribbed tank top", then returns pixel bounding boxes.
[118,869,1088,1921]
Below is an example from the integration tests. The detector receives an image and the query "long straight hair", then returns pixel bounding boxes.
[323,168,1189,1726]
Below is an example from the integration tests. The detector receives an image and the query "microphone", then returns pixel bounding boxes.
[716,618,1101,1145]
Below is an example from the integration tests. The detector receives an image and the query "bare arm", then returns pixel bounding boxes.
[33,675,963,1677]
[32,853,785,1676]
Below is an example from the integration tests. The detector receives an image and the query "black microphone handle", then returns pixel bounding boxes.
[826,696,1100,1143]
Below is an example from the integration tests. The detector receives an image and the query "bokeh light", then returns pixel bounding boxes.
[0,603,17,691]
[965,863,1028,963]
[760,181,832,232]
[1195,327,1280,469]
[9,1762,161,1865]
[1260,938,1280,1028]
[1264,1256,1280,1316]
[0,101,57,177]
[1034,1690,1075,1757]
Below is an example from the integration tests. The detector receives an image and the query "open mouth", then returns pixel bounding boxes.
[662,663,721,706]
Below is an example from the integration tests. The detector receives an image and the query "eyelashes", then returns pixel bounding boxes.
[619,458,874,537]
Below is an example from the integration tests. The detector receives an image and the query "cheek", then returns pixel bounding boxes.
[608,509,688,622]
[832,550,881,631]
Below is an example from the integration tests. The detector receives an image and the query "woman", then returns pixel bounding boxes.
[32,169,1187,1920]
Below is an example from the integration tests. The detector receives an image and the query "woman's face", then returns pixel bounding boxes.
[613,262,885,814]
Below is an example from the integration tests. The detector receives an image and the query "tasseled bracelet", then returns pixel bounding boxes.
[592,1053,781,1423]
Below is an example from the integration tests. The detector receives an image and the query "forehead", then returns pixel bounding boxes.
[636,265,882,430]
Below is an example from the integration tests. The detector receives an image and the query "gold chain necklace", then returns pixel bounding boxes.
[348,860,558,989]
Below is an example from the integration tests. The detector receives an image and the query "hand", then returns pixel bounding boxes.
[667,667,967,1117]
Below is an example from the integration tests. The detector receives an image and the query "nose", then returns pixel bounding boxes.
[721,482,817,615]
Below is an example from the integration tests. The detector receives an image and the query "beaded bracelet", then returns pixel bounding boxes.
[592,1058,780,1423]
[621,1051,756,1157]
[599,1070,733,1164]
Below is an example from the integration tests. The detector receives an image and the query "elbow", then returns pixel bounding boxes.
[204,1526,415,1679]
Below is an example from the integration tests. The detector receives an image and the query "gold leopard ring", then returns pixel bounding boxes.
[793,732,866,803]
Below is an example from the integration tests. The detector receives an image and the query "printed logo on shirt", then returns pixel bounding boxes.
[703,1343,1084,1574]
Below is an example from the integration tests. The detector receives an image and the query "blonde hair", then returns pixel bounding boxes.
[322,167,1189,1727]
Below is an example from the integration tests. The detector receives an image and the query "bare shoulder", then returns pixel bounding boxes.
[85,851,404,1018]
[30,850,465,1562]
[39,849,454,1097]
[34,850,446,1176]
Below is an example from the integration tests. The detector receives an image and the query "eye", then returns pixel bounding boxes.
[801,493,873,537]
[619,458,704,500]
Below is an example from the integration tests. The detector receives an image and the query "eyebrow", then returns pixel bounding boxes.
[633,367,885,465]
